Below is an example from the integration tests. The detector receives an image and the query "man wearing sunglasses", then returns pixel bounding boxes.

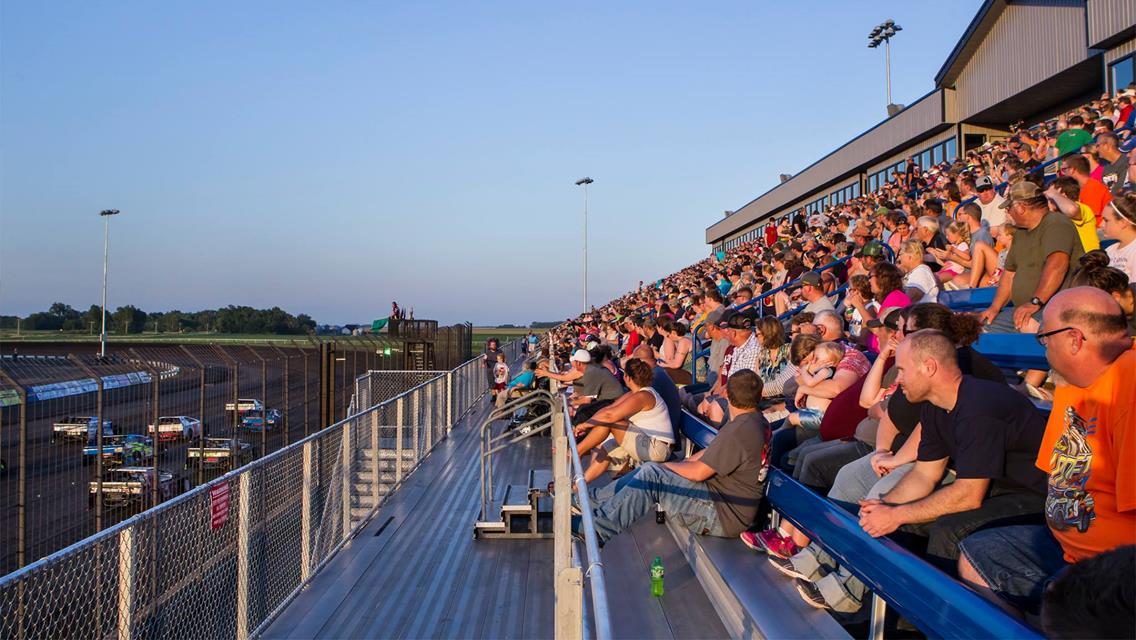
[958,287,1135,617]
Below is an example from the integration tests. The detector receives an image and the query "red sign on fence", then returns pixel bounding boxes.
[210,482,230,530]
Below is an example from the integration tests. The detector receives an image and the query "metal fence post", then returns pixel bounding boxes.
[555,566,584,640]
[342,419,353,540]
[301,441,313,583]
[446,371,454,429]
[179,347,208,486]
[117,527,135,640]
[395,397,405,484]
[371,409,381,508]
[237,472,251,640]
[411,391,420,460]
[422,384,429,452]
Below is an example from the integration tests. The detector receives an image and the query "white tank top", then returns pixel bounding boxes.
[629,387,675,443]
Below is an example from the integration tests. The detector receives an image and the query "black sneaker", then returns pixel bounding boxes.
[769,554,809,580]
[795,578,830,610]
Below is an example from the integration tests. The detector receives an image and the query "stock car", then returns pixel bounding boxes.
[147,416,202,442]
[239,409,282,432]
[82,434,154,467]
[225,398,264,415]
[51,417,114,444]
[185,438,253,471]
[89,467,190,510]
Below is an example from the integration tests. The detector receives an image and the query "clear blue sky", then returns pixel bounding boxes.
[0,1,982,326]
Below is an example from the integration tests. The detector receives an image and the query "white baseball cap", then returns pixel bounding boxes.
[570,349,592,363]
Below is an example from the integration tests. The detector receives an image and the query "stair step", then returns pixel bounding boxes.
[501,484,532,514]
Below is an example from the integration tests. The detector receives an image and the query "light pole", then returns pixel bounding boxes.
[868,19,903,116]
[574,177,593,314]
[98,209,120,358]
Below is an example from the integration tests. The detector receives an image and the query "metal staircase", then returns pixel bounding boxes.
[346,438,420,529]
[473,391,558,539]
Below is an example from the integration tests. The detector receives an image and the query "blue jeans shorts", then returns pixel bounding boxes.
[795,407,824,432]
[984,306,1044,334]
[959,524,1068,614]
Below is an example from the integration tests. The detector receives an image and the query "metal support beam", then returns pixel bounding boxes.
[117,527,135,640]
[301,441,313,583]
[237,472,251,640]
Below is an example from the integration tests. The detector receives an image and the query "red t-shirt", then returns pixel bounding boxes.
[764,226,777,247]
[624,331,641,355]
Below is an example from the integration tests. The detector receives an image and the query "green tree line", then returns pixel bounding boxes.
[0,303,316,335]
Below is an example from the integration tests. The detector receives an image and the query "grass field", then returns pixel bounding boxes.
[471,327,530,354]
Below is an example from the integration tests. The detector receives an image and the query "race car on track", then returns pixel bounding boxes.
[239,409,282,432]
[83,434,154,467]
[89,467,190,510]
[147,416,202,442]
[52,417,114,444]
[186,438,253,471]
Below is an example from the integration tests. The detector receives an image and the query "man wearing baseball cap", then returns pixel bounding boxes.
[537,348,624,423]
[978,180,1083,336]
[774,271,835,316]
[974,175,1008,228]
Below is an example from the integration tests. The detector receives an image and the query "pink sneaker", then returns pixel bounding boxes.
[756,529,800,559]
[739,530,764,552]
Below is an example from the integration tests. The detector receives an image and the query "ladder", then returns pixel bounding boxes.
[473,391,557,539]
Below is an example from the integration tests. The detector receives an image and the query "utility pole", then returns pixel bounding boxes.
[574,177,594,313]
[98,209,120,358]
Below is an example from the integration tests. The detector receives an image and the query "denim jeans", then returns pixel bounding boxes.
[589,462,723,545]
[958,524,1067,615]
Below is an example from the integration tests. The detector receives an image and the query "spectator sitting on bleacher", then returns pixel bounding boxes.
[959,201,995,249]
[495,359,540,409]
[1096,132,1129,196]
[574,358,675,484]
[535,348,623,424]
[770,331,869,470]
[1072,255,1136,335]
[897,240,941,304]
[928,220,972,289]
[978,180,1084,338]
[686,310,759,426]
[655,317,693,385]
[971,176,1008,229]
[581,370,769,546]
[1044,177,1100,253]
[776,329,1046,612]
[774,270,834,316]
[957,287,1135,618]
[1102,193,1136,282]
[1063,154,1113,226]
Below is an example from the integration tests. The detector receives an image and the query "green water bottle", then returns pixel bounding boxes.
[650,556,665,597]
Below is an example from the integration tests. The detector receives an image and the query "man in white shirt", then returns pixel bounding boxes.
[974,176,1007,228]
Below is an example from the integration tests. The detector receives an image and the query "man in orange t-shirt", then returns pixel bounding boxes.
[1064,154,1114,226]
[957,287,1135,614]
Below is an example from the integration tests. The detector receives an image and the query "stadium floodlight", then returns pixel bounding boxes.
[867,20,903,116]
[574,177,594,313]
[98,209,120,359]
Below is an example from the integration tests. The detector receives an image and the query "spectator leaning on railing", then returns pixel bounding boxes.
[958,287,1135,618]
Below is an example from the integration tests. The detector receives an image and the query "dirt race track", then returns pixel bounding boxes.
[0,340,391,575]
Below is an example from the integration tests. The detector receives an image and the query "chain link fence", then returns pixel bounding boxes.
[0,327,473,578]
[0,349,497,640]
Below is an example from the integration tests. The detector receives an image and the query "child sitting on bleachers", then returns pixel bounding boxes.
[793,342,842,432]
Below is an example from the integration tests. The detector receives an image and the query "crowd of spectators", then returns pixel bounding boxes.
[536,88,1136,636]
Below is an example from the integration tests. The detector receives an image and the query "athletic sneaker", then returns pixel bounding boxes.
[756,529,800,559]
[739,530,765,552]
[795,578,830,610]
[768,554,809,580]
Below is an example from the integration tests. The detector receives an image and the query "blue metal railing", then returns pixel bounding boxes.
[678,410,1042,640]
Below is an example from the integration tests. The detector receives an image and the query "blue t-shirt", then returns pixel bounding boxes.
[507,370,535,390]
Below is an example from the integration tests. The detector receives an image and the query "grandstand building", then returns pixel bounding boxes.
[708,0,1136,253]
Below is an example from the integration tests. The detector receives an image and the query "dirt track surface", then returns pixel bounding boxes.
[0,341,388,575]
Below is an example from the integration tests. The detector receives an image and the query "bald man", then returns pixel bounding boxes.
[857,329,1047,572]
[958,287,1136,616]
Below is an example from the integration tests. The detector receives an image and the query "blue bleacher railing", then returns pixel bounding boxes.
[678,410,1043,640]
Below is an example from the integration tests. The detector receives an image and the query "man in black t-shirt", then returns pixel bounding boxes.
[858,330,1046,571]
[585,370,769,545]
